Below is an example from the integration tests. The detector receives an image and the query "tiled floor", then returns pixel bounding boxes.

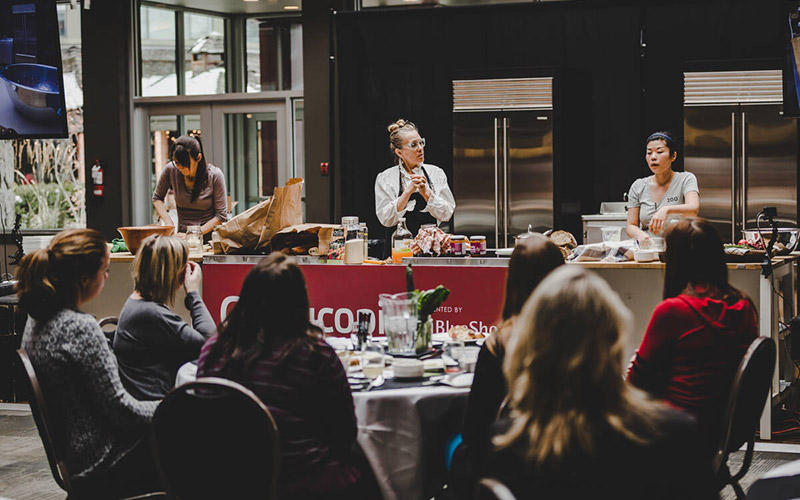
[0,405,798,500]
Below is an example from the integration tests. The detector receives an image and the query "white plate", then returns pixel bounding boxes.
[495,248,514,256]
[441,373,474,388]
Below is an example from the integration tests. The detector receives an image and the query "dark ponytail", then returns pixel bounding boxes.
[16,229,108,320]
[172,134,209,202]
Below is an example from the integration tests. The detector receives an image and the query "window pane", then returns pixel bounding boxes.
[10,6,84,229]
[245,19,302,92]
[184,12,226,96]
[140,6,177,97]
[224,112,278,209]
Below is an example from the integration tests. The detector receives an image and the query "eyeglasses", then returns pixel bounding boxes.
[402,138,426,150]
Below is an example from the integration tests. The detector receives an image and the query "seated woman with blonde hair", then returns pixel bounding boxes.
[485,266,717,499]
[18,229,161,498]
[458,234,563,474]
[114,234,215,401]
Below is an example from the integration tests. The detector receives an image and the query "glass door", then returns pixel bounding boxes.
[209,102,287,214]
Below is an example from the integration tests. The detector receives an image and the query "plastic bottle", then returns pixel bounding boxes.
[391,218,413,264]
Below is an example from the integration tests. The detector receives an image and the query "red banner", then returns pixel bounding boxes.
[202,262,508,337]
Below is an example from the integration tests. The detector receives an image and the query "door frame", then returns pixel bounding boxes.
[132,91,301,225]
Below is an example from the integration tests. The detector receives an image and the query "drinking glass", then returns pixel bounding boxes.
[443,340,465,373]
[460,346,481,373]
[361,343,385,380]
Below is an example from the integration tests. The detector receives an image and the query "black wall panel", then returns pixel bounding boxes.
[335,0,786,240]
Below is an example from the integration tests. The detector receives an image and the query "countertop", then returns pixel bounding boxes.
[193,253,797,270]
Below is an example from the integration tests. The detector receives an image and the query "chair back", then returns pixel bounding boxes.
[151,377,280,500]
[476,477,518,500]
[712,336,776,473]
[15,349,72,493]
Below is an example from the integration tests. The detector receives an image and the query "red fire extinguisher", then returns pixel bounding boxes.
[91,160,104,197]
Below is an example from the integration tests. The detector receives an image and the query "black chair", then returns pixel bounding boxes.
[150,377,280,500]
[476,478,517,500]
[712,336,776,499]
[16,349,165,500]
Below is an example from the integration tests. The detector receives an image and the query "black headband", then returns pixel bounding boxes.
[647,132,674,144]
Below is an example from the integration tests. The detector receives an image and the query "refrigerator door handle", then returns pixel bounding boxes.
[731,111,736,242]
[741,111,747,231]
[494,117,500,248]
[503,117,509,248]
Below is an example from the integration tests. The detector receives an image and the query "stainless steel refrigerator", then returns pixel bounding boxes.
[684,70,798,243]
[451,77,554,249]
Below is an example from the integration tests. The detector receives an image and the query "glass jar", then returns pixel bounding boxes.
[470,236,487,256]
[186,225,203,254]
[343,216,363,264]
[450,235,468,256]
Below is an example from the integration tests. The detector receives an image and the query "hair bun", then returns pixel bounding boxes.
[387,119,408,133]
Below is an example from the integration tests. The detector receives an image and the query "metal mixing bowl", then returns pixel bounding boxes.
[0,64,62,123]
[742,228,800,253]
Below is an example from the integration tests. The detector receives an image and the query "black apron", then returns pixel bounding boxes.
[383,165,437,258]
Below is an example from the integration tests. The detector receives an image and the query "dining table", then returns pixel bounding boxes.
[175,351,472,500]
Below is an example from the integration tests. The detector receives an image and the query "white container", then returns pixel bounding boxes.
[601,226,622,243]
[634,249,658,262]
[393,359,424,379]
[344,238,364,264]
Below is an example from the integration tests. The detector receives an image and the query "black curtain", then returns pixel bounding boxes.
[335,0,786,240]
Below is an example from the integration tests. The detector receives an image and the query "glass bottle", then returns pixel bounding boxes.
[360,222,368,259]
[391,218,413,264]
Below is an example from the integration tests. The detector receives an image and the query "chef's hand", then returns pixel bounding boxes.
[411,174,430,199]
[184,261,202,294]
[649,207,670,236]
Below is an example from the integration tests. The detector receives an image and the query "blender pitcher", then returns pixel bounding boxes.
[380,292,418,355]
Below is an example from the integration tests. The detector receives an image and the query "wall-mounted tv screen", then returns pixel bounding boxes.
[0,0,68,139]
[785,9,800,118]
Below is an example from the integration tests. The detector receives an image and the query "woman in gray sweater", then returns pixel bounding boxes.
[114,234,215,400]
[18,229,161,499]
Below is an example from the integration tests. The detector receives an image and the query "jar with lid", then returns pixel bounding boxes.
[470,236,487,256]
[185,225,203,254]
[343,216,364,264]
[450,235,469,256]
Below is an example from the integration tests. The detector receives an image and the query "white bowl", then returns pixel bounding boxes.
[393,359,424,379]
[634,250,658,262]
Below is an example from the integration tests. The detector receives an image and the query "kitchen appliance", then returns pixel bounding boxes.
[451,77,554,249]
[581,202,628,244]
[684,70,798,243]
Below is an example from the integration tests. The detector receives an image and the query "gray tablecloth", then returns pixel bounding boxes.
[175,362,470,500]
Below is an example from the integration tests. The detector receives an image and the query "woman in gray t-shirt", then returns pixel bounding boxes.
[626,132,700,241]
[153,135,227,237]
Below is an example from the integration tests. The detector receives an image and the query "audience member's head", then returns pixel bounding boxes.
[495,266,665,465]
[662,217,728,299]
[17,228,109,320]
[501,234,564,321]
[133,234,188,306]
[207,252,319,377]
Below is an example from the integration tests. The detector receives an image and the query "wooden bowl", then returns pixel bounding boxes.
[117,225,175,254]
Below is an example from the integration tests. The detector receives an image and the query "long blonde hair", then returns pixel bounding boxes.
[494,266,668,465]
[133,234,188,306]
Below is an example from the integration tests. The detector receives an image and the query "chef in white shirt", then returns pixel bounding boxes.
[374,119,455,257]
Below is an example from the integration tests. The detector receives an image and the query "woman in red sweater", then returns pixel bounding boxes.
[627,217,757,456]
